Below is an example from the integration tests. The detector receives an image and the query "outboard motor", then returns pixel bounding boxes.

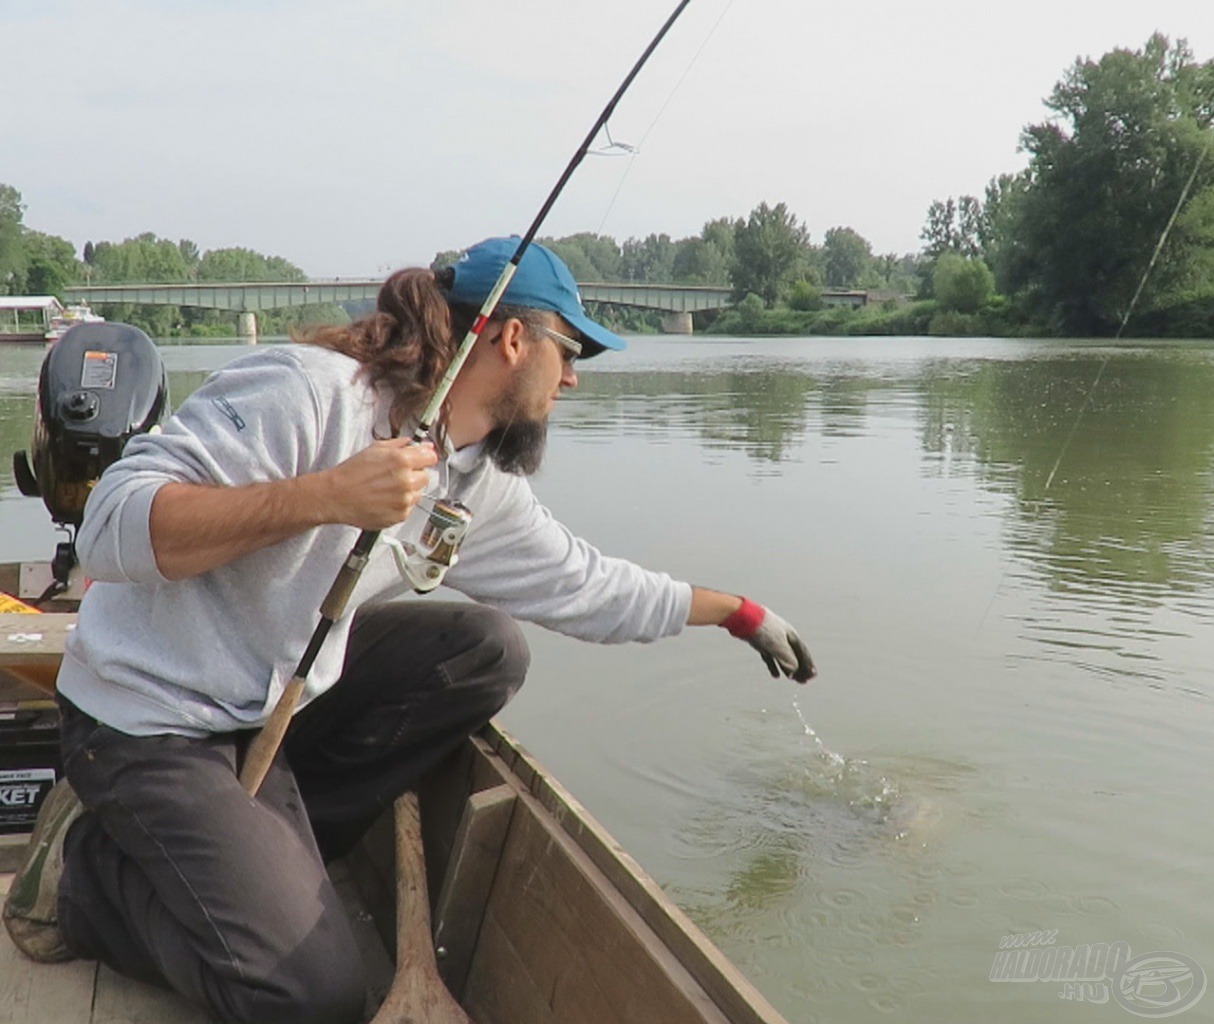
[12,322,169,597]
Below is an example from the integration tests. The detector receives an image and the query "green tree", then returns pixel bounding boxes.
[178,239,201,279]
[542,233,622,281]
[822,226,873,288]
[921,196,984,260]
[730,202,811,306]
[620,233,677,283]
[1003,34,1214,334]
[540,238,596,280]
[673,219,737,286]
[86,233,189,334]
[933,253,995,312]
[921,198,959,259]
[0,184,27,294]
[736,292,765,332]
[197,247,305,282]
[981,172,1030,292]
[701,217,739,258]
[786,279,822,311]
[21,231,81,296]
[671,237,730,284]
[91,232,191,283]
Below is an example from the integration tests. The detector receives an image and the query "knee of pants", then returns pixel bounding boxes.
[456,604,531,707]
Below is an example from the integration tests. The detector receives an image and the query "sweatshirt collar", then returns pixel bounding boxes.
[447,440,485,474]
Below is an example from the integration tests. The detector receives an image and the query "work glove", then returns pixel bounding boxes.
[721,598,816,683]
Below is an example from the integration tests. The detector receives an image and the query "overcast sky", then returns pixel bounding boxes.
[4,0,1211,278]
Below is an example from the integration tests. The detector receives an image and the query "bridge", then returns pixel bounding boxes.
[63,281,734,339]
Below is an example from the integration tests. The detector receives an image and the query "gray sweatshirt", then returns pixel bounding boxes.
[58,344,691,737]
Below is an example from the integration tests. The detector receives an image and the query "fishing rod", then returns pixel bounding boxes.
[240,0,694,794]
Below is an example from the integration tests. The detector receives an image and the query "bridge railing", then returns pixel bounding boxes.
[64,280,737,314]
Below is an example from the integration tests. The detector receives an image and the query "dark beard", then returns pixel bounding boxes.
[484,417,548,475]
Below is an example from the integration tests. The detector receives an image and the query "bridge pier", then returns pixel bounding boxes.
[238,311,259,345]
[660,311,694,335]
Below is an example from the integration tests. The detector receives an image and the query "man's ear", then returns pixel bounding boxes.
[495,317,529,366]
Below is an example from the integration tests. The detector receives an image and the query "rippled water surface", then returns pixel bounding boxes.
[3,334,1212,1022]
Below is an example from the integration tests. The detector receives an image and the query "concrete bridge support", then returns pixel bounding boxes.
[238,311,259,345]
[660,311,694,335]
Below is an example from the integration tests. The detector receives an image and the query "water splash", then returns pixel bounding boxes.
[792,696,847,770]
[789,697,903,835]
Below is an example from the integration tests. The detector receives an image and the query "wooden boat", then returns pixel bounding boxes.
[0,561,792,1024]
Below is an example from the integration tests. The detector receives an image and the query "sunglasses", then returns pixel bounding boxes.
[530,323,582,363]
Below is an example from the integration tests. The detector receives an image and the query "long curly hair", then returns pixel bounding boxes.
[299,266,548,437]
[297,268,458,435]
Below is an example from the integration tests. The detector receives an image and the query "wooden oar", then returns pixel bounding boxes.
[370,792,473,1024]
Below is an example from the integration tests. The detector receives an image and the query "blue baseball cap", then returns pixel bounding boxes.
[444,236,626,357]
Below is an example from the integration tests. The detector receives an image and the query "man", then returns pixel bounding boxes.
[3,237,813,1024]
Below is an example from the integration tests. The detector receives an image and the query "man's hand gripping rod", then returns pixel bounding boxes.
[239,0,692,796]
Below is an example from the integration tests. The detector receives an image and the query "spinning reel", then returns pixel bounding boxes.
[382,495,473,593]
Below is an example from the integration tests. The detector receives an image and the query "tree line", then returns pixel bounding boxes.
[3,32,1212,339]
[918,33,1214,338]
[532,33,1214,339]
[647,33,1213,339]
[0,198,340,337]
[436,215,922,300]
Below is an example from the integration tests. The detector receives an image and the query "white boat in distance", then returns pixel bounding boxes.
[46,303,105,343]
[0,296,104,344]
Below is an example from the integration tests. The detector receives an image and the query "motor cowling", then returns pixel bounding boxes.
[13,322,169,528]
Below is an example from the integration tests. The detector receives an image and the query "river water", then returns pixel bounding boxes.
[2,335,1212,1022]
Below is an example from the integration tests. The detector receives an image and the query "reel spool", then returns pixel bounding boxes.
[383,497,473,593]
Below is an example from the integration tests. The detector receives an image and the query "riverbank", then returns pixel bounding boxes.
[699,294,1214,340]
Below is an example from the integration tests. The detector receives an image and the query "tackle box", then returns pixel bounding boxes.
[0,700,61,836]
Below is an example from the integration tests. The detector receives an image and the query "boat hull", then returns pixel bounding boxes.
[0,563,791,1024]
[0,332,52,344]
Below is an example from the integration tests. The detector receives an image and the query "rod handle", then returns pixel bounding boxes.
[240,675,306,795]
[319,532,377,621]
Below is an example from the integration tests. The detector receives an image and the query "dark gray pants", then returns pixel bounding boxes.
[56,602,529,1024]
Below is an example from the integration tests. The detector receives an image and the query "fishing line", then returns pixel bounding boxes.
[596,0,736,235]
[976,129,1212,632]
[1039,134,1209,495]
[1041,131,1211,495]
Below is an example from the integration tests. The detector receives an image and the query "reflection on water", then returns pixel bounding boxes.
[563,366,818,466]
[912,350,1214,698]
[3,335,1214,1023]
[570,344,1214,609]
[918,351,1214,594]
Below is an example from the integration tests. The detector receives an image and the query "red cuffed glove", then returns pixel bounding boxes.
[721,598,816,683]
